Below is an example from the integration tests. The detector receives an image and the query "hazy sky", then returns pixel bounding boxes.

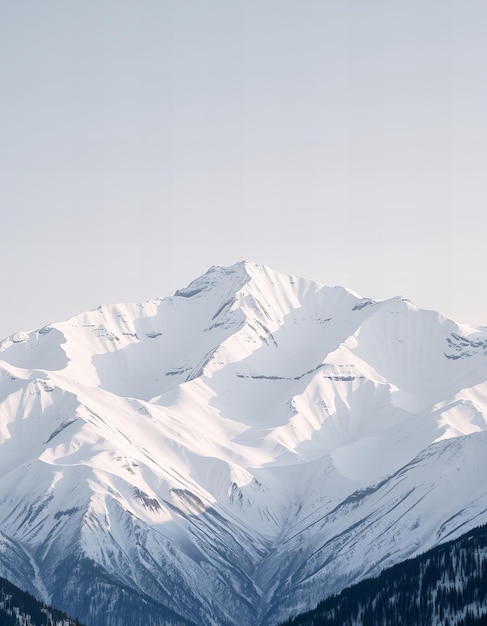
[2,1,487,339]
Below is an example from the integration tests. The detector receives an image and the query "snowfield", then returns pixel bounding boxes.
[1,261,487,625]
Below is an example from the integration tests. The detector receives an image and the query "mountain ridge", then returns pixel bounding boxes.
[1,261,486,625]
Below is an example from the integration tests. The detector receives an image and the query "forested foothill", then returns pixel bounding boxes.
[282,523,487,626]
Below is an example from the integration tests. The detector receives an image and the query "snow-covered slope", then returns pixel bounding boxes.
[1,261,487,625]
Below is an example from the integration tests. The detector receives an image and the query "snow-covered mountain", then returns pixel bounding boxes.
[1,261,487,625]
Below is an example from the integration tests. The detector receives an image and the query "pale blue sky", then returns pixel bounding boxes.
[1,1,487,339]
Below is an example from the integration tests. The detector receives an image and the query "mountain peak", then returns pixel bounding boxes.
[173,260,251,299]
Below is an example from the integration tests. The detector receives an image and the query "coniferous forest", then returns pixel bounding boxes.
[0,575,83,626]
[281,523,487,626]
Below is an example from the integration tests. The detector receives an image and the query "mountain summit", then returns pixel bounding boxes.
[1,262,487,625]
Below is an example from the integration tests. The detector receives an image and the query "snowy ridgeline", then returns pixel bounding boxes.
[281,522,487,626]
[0,577,82,626]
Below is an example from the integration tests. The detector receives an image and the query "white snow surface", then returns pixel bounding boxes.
[1,261,487,625]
